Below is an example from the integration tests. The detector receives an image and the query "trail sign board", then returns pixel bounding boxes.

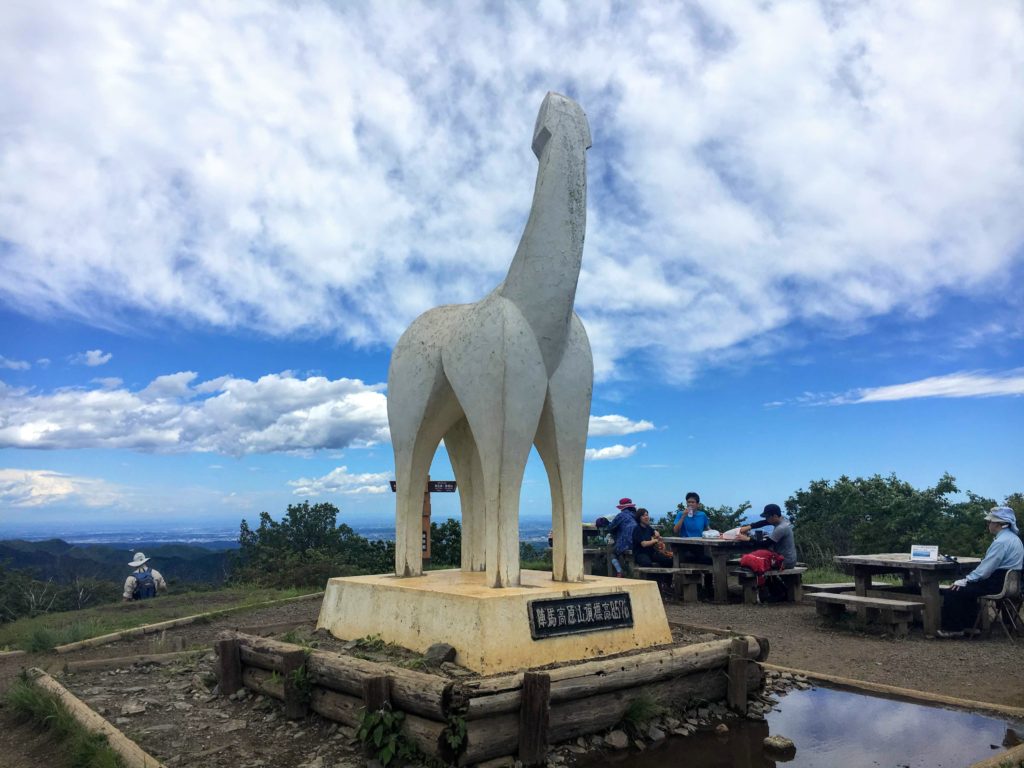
[388,478,457,562]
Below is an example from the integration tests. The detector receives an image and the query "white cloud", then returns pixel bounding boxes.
[588,414,656,437]
[0,356,30,370]
[70,349,112,367]
[0,468,123,508]
[0,2,1022,381]
[0,371,389,455]
[288,466,390,497]
[586,444,641,461]
[847,370,1024,404]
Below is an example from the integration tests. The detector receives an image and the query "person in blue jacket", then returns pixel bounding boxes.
[938,507,1023,637]
[607,497,639,576]
[673,492,709,537]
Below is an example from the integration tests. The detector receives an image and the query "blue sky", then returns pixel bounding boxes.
[1,1,1022,536]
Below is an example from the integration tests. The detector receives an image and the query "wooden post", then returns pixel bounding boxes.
[362,674,392,712]
[422,475,432,567]
[215,636,242,696]
[518,672,550,766]
[727,637,748,715]
[281,649,309,719]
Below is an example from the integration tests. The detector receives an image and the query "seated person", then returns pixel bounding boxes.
[739,503,798,569]
[938,507,1023,638]
[633,508,673,568]
[672,492,709,537]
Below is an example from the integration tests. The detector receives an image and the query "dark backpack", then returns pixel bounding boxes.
[132,569,157,600]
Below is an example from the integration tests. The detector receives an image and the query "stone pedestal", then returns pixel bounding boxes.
[317,569,672,674]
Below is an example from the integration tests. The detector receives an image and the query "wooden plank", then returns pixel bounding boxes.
[225,631,452,720]
[281,649,308,720]
[63,649,202,673]
[518,672,550,766]
[465,636,763,719]
[727,637,748,715]
[812,593,923,611]
[215,636,243,696]
[362,674,391,711]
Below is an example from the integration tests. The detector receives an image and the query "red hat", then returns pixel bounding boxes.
[616,497,636,510]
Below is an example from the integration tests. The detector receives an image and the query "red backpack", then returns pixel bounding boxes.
[738,549,786,586]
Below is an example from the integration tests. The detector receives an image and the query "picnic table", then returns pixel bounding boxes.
[833,553,980,637]
[662,536,761,603]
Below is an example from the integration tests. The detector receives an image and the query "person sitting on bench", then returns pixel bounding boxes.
[738,504,797,568]
[938,507,1023,638]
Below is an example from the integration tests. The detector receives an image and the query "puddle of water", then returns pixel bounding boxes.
[582,686,1024,768]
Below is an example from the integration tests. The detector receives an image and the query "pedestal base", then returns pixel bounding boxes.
[316,569,672,674]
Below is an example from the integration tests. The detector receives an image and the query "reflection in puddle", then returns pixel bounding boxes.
[582,686,1024,768]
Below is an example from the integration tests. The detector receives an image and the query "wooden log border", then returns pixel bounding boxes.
[26,667,167,768]
[54,591,325,654]
[214,629,768,765]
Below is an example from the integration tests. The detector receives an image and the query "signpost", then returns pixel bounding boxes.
[389,476,457,567]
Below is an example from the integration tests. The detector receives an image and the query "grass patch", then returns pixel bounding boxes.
[0,585,310,652]
[803,566,903,586]
[620,690,666,733]
[6,676,124,768]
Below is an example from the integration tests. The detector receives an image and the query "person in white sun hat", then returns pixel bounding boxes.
[937,506,1022,638]
[122,551,167,601]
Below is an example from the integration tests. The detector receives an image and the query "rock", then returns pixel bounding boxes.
[424,643,457,665]
[664,716,680,730]
[605,730,630,750]
[647,725,666,743]
[120,701,146,716]
[715,724,729,735]
[671,727,691,737]
[566,745,587,754]
[764,735,796,754]
[632,739,646,751]
[440,662,473,677]
[222,719,247,733]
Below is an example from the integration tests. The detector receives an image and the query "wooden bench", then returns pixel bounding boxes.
[633,566,708,601]
[813,593,923,636]
[732,567,807,604]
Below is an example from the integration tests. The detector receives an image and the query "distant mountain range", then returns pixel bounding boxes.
[0,539,233,585]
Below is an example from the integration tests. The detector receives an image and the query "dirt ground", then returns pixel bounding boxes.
[0,592,1021,768]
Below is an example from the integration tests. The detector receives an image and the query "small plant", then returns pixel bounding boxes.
[288,663,313,705]
[620,691,666,734]
[279,629,319,650]
[26,627,58,653]
[357,703,419,767]
[443,714,467,751]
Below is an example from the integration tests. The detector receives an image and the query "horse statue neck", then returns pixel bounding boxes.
[498,92,591,375]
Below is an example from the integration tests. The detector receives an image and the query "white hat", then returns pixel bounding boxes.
[129,552,150,567]
[984,507,1019,534]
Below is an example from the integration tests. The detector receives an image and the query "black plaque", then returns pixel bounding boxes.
[388,480,457,492]
[528,593,634,639]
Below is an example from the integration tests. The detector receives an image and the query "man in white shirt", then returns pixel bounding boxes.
[122,552,168,601]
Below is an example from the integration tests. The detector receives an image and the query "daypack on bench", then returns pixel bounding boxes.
[738,549,785,587]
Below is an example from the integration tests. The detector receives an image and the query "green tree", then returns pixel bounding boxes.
[429,518,462,567]
[786,473,998,567]
[234,501,394,588]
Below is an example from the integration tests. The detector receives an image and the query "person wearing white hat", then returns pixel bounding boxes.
[938,507,1022,637]
[122,552,167,601]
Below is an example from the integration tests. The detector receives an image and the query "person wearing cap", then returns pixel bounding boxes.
[607,498,640,577]
[938,506,1023,638]
[122,552,167,601]
[738,504,798,569]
